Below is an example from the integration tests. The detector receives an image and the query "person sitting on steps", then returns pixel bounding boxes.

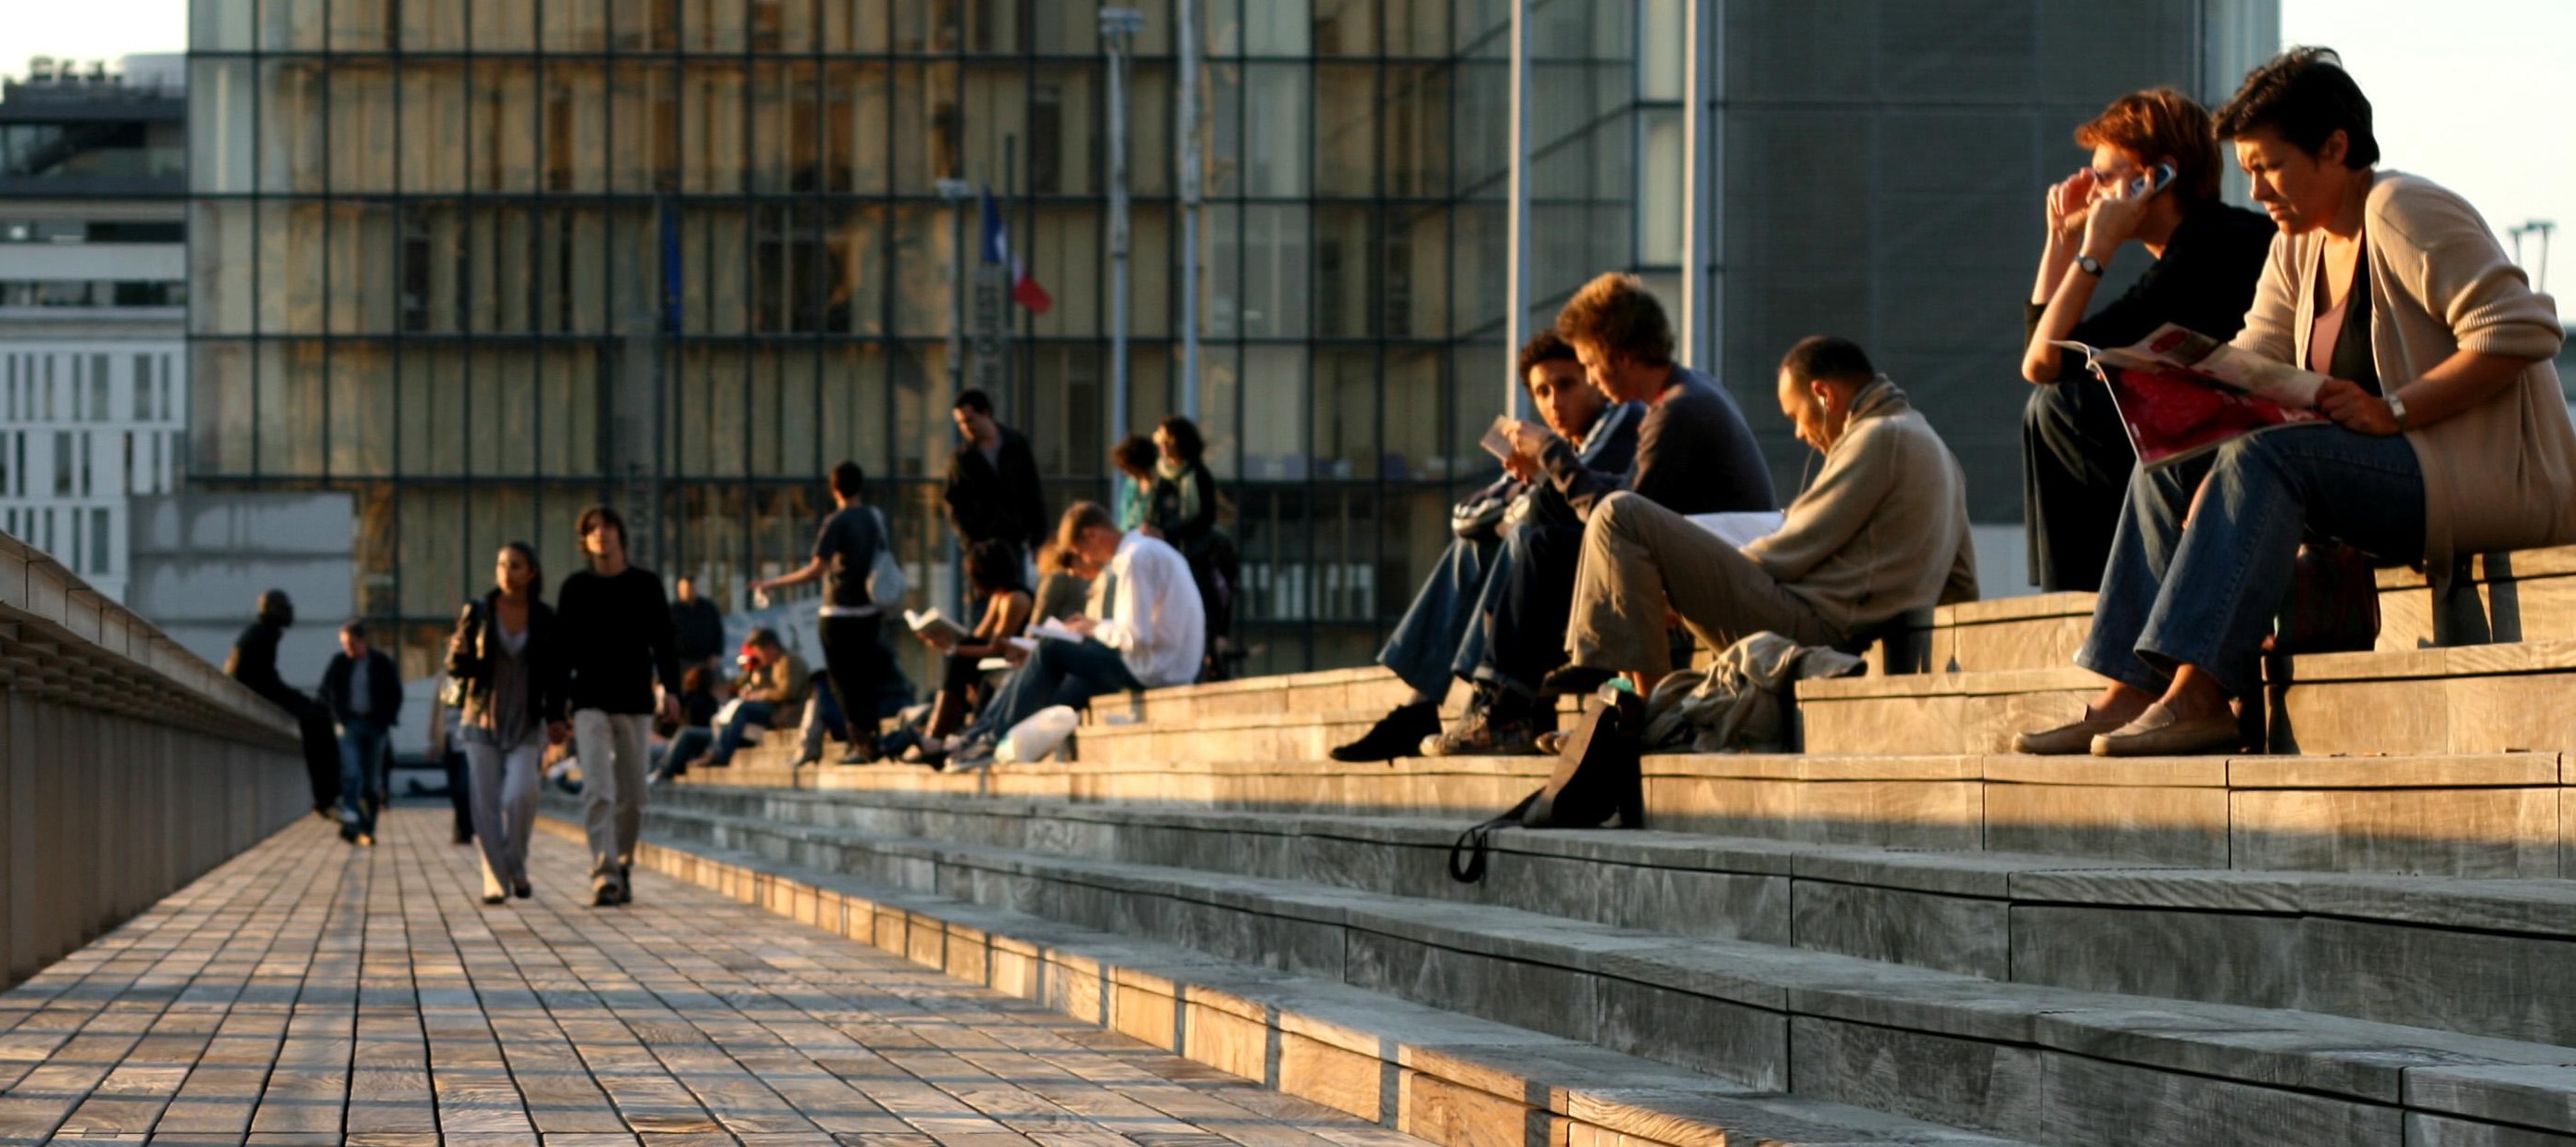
[1547,336,1978,699]
[1331,330,1640,762]
[2017,47,2576,758]
[1426,272,1777,757]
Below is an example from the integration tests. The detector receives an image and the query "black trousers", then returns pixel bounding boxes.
[819,613,885,748]
[442,750,473,840]
[295,703,341,812]
[1478,523,1585,696]
[2023,377,2135,593]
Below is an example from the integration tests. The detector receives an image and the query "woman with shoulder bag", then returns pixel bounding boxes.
[448,542,571,903]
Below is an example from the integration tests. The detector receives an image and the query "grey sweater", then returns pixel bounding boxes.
[1537,365,1775,521]
[1744,378,1979,632]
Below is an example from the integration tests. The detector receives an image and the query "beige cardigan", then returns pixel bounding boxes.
[1744,378,1978,635]
[2230,171,2576,563]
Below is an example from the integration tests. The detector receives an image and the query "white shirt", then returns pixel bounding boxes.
[1088,532,1205,688]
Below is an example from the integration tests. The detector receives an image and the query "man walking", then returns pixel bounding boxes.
[320,621,402,846]
[941,389,1048,569]
[557,506,683,906]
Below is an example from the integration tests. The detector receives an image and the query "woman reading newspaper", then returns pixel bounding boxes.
[2017,47,2576,757]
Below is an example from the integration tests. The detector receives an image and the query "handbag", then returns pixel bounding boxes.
[1447,684,1646,884]
[437,599,479,710]
[2272,541,2380,655]
[866,507,909,608]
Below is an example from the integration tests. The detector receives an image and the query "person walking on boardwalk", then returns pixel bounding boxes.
[447,542,570,905]
[319,621,403,847]
[557,506,684,906]
[750,460,893,763]
[227,588,339,819]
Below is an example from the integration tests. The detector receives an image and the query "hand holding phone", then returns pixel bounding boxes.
[2127,162,2177,198]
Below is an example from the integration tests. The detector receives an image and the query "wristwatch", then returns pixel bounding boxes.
[2387,393,2410,431]
[2075,254,2106,277]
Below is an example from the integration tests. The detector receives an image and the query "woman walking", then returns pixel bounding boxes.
[447,542,570,904]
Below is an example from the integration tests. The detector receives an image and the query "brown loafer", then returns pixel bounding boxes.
[2012,712,2126,755]
[2090,703,2240,757]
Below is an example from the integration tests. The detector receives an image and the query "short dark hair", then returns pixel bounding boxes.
[1516,330,1581,385]
[745,626,782,650]
[2215,46,2379,168]
[1112,434,1159,477]
[340,620,368,640]
[953,389,994,415]
[964,538,1021,594]
[1156,415,1206,465]
[1779,336,1876,387]
[830,460,865,498]
[1555,273,1674,368]
[575,505,627,548]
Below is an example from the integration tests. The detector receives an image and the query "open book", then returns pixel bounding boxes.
[1477,414,1519,464]
[1685,510,1787,550]
[2050,322,2328,469]
[904,608,973,648]
[1001,617,1089,656]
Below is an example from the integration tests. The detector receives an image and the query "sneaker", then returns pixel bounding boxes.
[1537,664,1615,698]
[1421,690,1541,757]
[948,735,998,772]
[1328,701,1441,763]
[592,882,622,907]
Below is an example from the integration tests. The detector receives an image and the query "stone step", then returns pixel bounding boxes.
[668,749,2576,877]
[2379,545,2576,649]
[534,810,2040,1147]
[585,797,2576,1147]
[1797,641,2576,759]
[647,780,2576,1048]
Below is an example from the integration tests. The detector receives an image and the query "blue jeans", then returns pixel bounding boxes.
[1378,534,1502,700]
[2077,425,2424,700]
[656,727,711,775]
[705,700,776,767]
[966,638,1144,742]
[336,718,388,835]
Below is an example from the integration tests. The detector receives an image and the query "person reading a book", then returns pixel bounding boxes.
[945,501,1205,769]
[1548,337,1977,691]
[2019,87,2275,593]
[917,539,1035,740]
[2018,47,2576,758]
[1424,272,1776,756]
[1330,331,1640,762]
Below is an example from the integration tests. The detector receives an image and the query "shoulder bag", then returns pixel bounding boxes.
[1448,684,1647,884]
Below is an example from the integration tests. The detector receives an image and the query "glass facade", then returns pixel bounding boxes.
[186,0,1693,681]
[188,0,2265,679]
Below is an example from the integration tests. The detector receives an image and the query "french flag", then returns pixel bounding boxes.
[981,186,1053,315]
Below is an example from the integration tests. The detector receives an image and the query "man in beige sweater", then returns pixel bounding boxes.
[1557,336,1978,683]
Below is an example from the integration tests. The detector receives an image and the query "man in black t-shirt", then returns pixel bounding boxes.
[751,460,888,764]
[941,389,1047,569]
[556,506,683,907]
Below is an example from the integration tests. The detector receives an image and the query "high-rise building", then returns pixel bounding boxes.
[0,54,190,603]
[186,0,2276,679]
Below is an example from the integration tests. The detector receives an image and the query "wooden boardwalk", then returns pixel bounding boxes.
[0,810,1438,1147]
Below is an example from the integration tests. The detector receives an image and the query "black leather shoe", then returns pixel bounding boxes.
[511,880,533,900]
[1328,701,1441,763]
[1538,664,1615,698]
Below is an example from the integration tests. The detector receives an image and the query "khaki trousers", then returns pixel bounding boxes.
[1564,493,1841,676]
[573,710,652,889]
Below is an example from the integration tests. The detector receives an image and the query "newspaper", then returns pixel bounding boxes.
[2049,322,2329,469]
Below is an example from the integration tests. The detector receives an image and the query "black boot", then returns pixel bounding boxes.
[1329,701,1441,763]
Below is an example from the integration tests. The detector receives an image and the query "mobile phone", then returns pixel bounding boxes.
[2129,162,2177,197]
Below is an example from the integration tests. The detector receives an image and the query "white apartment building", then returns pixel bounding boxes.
[0,54,187,602]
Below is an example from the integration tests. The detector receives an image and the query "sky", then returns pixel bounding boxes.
[0,0,2568,284]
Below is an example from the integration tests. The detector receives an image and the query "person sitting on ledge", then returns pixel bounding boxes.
[1548,336,1977,695]
[1426,272,1777,756]
[944,501,1204,769]
[691,628,808,770]
[2020,86,2275,593]
[2017,47,2576,757]
[1330,330,1641,762]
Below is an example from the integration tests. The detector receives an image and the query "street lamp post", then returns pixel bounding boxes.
[2511,220,2557,294]
[1101,7,1145,449]
[935,177,976,404]
[1176,0,1201,421]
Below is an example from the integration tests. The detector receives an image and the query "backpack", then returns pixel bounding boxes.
[1447,684,1647,884]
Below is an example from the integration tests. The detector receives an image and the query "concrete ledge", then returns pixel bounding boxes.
[553,804,2576,1147]
[531,813,2035,1147]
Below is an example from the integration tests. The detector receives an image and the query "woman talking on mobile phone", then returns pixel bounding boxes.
[2019,87,2276,593]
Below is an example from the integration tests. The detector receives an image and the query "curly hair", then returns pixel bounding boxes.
[1553,273,1674,367]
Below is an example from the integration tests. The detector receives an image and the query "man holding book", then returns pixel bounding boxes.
[1550,337,1978,689]
[946,502,1204,768]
